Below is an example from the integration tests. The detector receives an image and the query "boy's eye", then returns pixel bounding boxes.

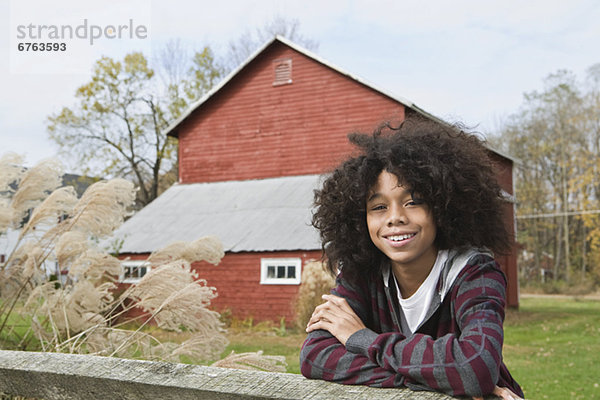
[370,204,387,211]
[406,198,424,207]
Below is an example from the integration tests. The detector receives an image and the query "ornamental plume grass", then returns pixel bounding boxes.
[147,236,224,265]
[25,279,116,337]
[123,260,223,333]
[168,331,229,363]
[0,153,25,232]
[68,178,136,237]
[20,186,78,238]
[212,350,287,372]
[10,158,63,227]
[0,242,45,300]
[0,199,13,234]
[1,154,284,371]
[294,260,336,329]
[0,153,25,193]
[55,231,89,266]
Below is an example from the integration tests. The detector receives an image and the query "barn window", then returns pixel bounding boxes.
[121,260,150,283]
[273,58,292,86]
[260,258,301,285]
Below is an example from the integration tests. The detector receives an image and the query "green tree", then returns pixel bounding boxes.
[155,41,224,122]
[577,63,600,283]
[47,48,223,207]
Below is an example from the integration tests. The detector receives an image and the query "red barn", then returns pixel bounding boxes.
[113,36,519,323]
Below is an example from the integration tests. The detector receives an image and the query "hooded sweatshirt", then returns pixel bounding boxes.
[300,249,523,398]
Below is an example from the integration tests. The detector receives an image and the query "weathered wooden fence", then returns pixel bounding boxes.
[0,350,475,399]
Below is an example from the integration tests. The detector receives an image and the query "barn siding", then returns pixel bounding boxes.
[177,41,405,184]
[488,152,519,307]
[193,250,322,322]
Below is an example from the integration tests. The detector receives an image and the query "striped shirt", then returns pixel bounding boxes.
[300,250,523,397]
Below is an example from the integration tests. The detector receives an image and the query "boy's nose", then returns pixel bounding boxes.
[387,206,407,226]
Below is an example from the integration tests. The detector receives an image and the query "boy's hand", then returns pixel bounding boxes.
[306,294,366,345]
[473,385,524,400]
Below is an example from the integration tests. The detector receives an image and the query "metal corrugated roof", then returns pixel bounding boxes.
[0,228,19,256]
[111,174,323,254]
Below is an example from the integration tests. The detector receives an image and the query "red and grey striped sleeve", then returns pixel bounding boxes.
[300,329,404,387]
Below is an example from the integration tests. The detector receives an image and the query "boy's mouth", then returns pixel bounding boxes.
[385,233,416,242]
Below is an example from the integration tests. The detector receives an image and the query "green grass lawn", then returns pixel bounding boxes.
[223,296,600,399]
[503,296,600,399]
[222,322,306,374]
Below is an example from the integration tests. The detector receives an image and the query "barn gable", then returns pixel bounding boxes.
[165,36,437,139]
[167,36,447,184]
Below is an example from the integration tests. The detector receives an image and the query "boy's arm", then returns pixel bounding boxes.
[345,260,509,397]
[300,273,405,387]
[300,329,404,386]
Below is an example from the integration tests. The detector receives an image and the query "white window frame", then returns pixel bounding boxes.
[260,257,301,285]
[121,260,150,283]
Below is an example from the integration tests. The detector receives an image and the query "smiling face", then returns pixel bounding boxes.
[366,171,438,274]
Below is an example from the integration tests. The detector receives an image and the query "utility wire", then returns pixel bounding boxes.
[517,210,600,219]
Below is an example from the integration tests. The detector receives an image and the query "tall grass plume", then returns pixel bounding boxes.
[294,260,336,329]
[0,154,285,371]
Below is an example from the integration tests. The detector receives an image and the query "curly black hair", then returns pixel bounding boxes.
[312,117,512,281]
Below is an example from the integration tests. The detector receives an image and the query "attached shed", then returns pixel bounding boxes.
[114,36,518,322]
[113,174,323,321]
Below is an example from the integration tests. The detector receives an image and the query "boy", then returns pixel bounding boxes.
[301,119,523,399]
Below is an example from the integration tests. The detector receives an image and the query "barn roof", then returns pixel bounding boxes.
[111,174,322,254]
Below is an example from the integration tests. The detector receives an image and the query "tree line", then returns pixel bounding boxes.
[493,64,600,290]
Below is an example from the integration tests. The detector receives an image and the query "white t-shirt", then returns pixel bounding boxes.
[394,250,449,334]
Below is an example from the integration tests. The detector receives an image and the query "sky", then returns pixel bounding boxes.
[1,0,599,170]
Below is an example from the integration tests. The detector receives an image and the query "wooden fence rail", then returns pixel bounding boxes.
[0,350,468,399]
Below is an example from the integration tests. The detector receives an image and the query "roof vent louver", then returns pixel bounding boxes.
[273,58,292,86]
